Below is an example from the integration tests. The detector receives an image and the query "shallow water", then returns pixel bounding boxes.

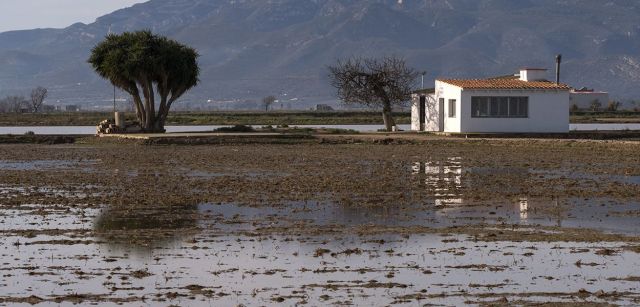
[0,159,97,171]
[1,145,640,305]
[0,123,638,134]
[2,194,640,306]
[2,208,640,306]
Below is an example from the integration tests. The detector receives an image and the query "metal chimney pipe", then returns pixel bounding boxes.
[555,54,562,84]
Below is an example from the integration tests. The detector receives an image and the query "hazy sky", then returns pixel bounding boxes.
[0,0,148,33]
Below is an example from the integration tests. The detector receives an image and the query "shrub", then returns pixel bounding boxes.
[570,104,579,112]
[606,101,621,112]
[214,125,255,132]
[325,128,359,134]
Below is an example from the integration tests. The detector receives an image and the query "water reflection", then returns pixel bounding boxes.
[0,159,97,171]
[412,157,463,202]
[410,158,574,227]
[519,197,529,221]
[93,205,199,254]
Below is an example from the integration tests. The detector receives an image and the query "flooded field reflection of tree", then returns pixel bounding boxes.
[93,205,199,254]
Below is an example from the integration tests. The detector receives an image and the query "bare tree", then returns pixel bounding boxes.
[262,95,276,112]
[30,86,48,113]
[328,56,418,131]
[4,96,28,113]
[0,98,8,113]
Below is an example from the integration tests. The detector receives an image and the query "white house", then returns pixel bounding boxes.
[411,68,571,133]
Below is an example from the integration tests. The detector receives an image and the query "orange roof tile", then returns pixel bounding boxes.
[437,79,571,90]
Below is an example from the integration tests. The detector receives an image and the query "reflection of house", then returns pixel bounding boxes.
[569,88,609,110]
[412,157,463,206]
[411,68,571,133]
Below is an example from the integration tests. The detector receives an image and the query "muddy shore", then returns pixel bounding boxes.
[1,137,639,305]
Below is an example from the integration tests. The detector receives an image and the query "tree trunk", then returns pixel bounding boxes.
[152,119,166,133]
[382,104,395,132]
[132,94,146,129]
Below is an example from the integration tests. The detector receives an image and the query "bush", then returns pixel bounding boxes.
[325,128,359,134]
[570,104,579,112]
[606,101,621,112]
[24,131,35,136]
[214,125,255,132]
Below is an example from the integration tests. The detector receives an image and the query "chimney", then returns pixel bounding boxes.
[519,68,548,82]
[555,54,562,85]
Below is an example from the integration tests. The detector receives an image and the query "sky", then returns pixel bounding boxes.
[0,0,148,33]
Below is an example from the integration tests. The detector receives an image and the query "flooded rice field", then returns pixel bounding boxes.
[1,139,640,306]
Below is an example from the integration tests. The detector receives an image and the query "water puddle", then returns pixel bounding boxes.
[1,223,639,305]
[1,153,640,305]
[0,159,98,172]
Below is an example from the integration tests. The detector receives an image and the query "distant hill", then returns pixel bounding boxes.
[1,0,639,109]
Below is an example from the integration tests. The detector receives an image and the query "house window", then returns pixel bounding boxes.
[471,96,528,118]
[448,99,456,118]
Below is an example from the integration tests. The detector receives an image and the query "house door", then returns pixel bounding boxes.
[438,98,445,131]
[419,96,426,131]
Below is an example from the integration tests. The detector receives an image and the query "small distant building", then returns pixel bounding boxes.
[316,104,334,111]
[65,105,80,112]
[569,88,609,110]
[412,68,571,133]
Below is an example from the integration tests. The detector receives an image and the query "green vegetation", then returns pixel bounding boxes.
[570,111,640,123]
[0,111,411,127]
[4,110,638,127]
[214,125,256,132]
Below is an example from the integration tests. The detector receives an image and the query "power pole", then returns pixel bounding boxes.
[108,24,116,117]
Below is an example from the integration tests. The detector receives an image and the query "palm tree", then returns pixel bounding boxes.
[88,30,200,132]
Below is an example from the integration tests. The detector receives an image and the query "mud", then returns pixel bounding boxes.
[1,139,639,305]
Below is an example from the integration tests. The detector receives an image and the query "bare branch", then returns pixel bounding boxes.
[30,86,48,113]
[262,95,277,112]
[328,56,419,131]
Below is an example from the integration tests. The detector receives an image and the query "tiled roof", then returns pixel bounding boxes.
[487,74,519,80]
[438,79,571,90]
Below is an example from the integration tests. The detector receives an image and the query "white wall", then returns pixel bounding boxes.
[424,94,439,131]
[411,93,439,132]
[519,69,548,81]
[436,81,462,133]
[412,81,571,133]
[460,90,570,133]
[410,94,420,131]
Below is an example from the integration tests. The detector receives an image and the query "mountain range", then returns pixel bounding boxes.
[1,0,639,109]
